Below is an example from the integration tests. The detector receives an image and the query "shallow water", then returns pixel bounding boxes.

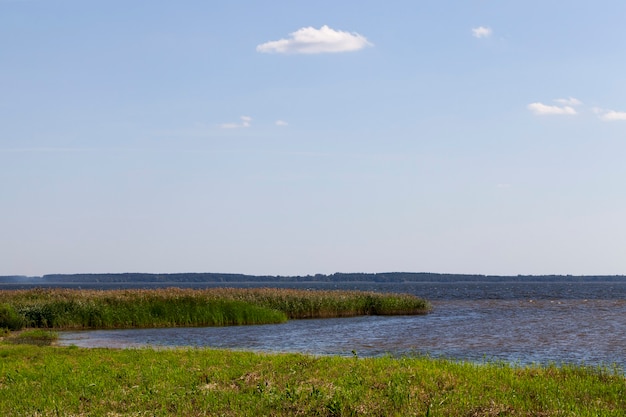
[57,282,626,369]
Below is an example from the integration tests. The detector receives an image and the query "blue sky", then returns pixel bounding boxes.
[2,0,626,277]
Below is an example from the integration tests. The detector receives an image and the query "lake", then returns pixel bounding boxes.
[56,281,626,369]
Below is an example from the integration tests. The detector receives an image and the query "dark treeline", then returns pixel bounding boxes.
[1,272,625,284]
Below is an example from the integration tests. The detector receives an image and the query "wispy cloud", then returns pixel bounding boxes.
[554,97,583,106]
[528,98,626,122]
[220,115,252,129]
[528,102,577,116]
[472,26,493,39]
[256,25,372,54]
[275,120,288,127]
[593,108,626,122]
[240,116,252,127]
[527,98,582,116]
[0,147,90,153]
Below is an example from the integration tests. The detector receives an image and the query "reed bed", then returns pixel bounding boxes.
[206,287,431,319]
[0,288,430,330]
[0,344,623,416]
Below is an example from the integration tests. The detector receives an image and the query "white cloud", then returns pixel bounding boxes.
[528,99,626,121]
[472,26,492,39]
[219,115,252,129]
[275,120,288,127]
[256,25,372,54]
[527,102,577,116]
[240,116,252,127]
[599,110,626,121]
[590,107,626,121]
[554,97,583,106]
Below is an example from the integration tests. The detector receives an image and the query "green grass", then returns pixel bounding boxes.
[0,302,25,330]
[0,288,430,330]
[7,329,58,346]
[0,344,623,416]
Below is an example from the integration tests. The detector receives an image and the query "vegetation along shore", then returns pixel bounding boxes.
[0,287,431,330]
[2,288,624,415]
[0,341,624,416]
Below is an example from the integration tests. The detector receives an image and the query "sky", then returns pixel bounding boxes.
[2,0,626,277]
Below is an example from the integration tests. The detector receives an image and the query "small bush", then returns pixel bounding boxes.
[0,303,25,331]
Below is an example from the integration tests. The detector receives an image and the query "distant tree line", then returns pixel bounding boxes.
[1,272,626,284]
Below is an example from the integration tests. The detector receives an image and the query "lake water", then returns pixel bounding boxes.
[56,281,626,369]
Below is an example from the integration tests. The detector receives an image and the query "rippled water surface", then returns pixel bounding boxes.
[57,282,626,368]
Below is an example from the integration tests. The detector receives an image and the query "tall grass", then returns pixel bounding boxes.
[0,288,430,330]
[0,289,287,329]
[0,303,24,330]
[0,344,623,416]
[208,287,431,319]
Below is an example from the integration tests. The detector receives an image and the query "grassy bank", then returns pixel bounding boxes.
[0,288,430,330]
[0,344,623,416]
[7,329,59,346]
